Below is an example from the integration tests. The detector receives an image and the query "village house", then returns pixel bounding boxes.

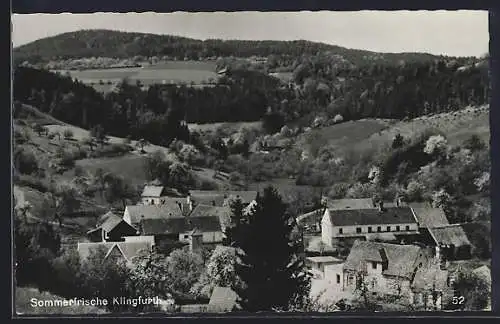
[123,204,184,229]
[321,202,419,246]
[136,204,231,247]
[77,238,154,267]
[140,185,184,205]
[341,240,447,309]
[427,224,473,260]
[87,211,138,242]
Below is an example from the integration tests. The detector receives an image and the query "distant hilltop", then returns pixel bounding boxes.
[13,29,455,67]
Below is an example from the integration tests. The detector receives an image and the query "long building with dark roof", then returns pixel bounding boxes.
[321,203,419,245]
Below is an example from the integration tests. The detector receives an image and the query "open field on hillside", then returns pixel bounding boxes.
[52,60,219,90]
[297,119,392,152]
[75,154,148,187]
[15,287,108,315]
[188,121,263,134]
[355,106,490,152]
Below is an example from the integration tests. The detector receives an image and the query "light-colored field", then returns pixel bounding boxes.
[75,154,148,186]
[356,105,490,151]
[188,121,263,134]
[15,287,108,315]
[53,61,219,89]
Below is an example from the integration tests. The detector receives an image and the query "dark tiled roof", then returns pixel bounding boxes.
[125,204,183,224]
[327,206,417,226]
[190,204,231,229]
[141,216,222,235]
[141,218,187,235]
[409,202,449,228]
[428,225,472,247]
[141,185,165,197]
[208,287,238,312]
[344,240,424,279]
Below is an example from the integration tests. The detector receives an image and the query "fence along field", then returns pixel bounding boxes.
[52,60,220,92]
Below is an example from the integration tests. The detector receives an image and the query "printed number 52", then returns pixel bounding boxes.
[452,296,465,305]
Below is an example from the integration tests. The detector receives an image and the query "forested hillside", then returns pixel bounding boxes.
[15,29,449,66]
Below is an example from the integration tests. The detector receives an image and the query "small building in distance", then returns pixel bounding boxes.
[427,224,473,260]
[306,256,343,278]
[140,185,184,205]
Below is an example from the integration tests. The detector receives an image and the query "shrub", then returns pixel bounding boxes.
[13,148,38,175]
[63,129,74,139]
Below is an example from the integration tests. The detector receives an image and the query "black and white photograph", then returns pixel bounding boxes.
[11,10,491,315]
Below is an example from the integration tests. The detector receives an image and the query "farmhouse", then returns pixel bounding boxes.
[77,239,154,266]
[140,185,183,205]
[123,204,183,229]
[321,202,419,246]
[138,204,230,246]
[427,225,472,260]
[342,240,445,306]
[87,211,138,242]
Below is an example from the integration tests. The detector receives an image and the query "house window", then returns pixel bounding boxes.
[184,234,189,239]
[338,228,343,234]
[406,225,410,231]
[372,262,377,269]
[356,227,362,233]
[336,274,341,284]
[396,226,400,231]
[368,227,372,233]
[386,226,391,232]
[377,226,382,232]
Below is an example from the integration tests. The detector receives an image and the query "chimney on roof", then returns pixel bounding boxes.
[378,201,384,212]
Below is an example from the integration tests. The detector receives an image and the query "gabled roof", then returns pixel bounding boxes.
[77,241,152,262]
[428,225,472,247]
[344,241,424,279]
[96,211,118,227]
[209,287,238,312]
[101,214,126,232]
[125,204,183,224]
[327,206,417,226]
[409,202,449,228]
[141,185,165,197]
